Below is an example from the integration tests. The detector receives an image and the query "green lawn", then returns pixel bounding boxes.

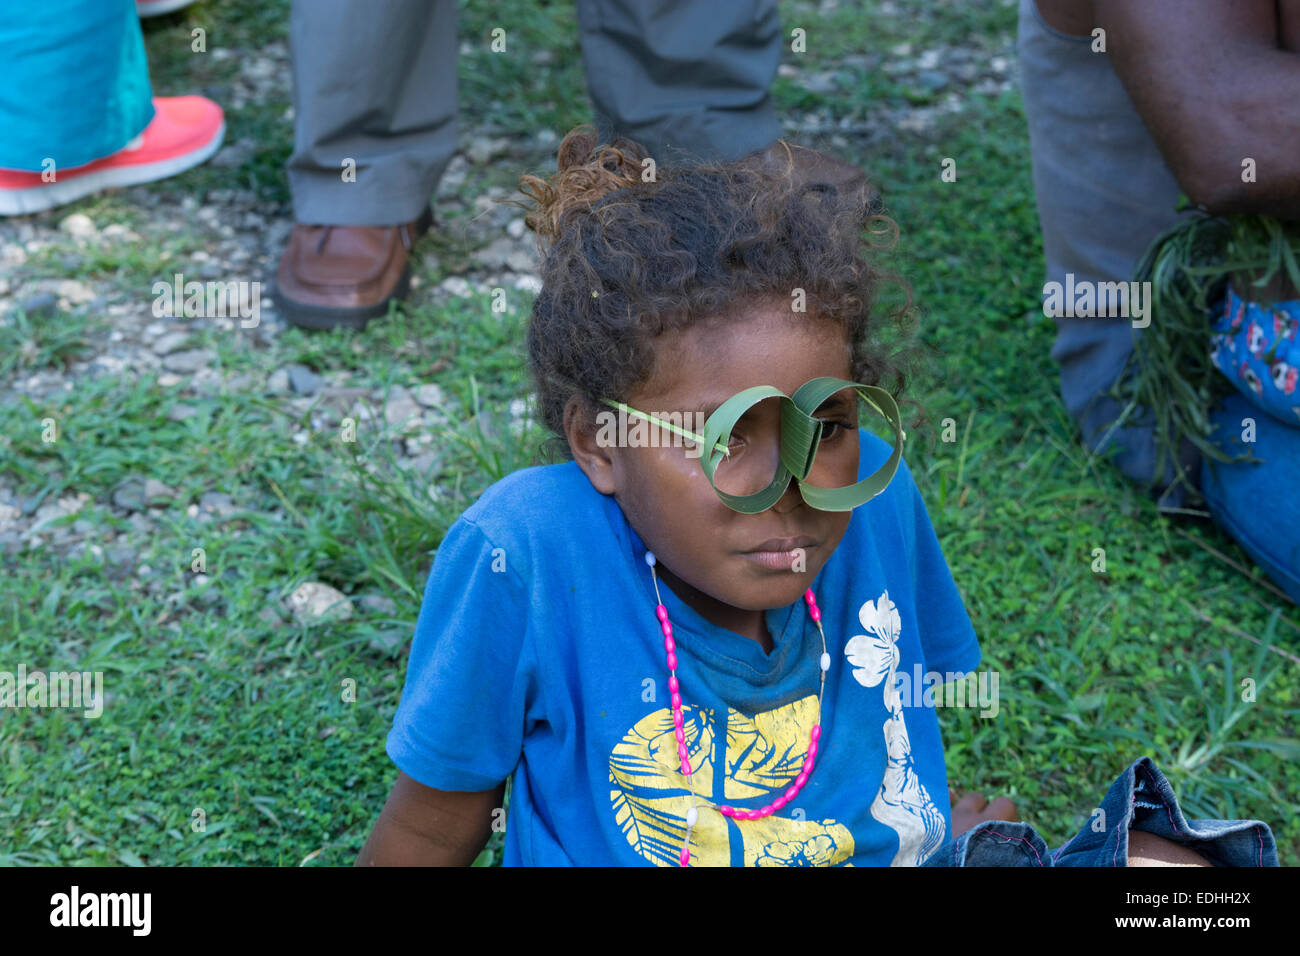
[1,0,1295,867]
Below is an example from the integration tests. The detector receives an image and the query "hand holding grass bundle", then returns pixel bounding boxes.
[1101,201,1300,501]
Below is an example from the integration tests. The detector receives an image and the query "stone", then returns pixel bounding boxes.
[1,242,28,267]
[916,70,949,92]
[476,237,517,271]
[266,368,291,394]
[54,280,96,306]
[440,155,469,190]
[317,386,369,415]
[286,363,325,396]
[59,213,97,238]
[437,276,471,297]
[89,355,127,376]
[466,136,509,165]
[150,331,192,356]
[505,245,537,272]
[359,594,398,616]
[126,512,153,535]
[368,628,408,655]
[27,503,68,534]
[143,479,177,505]
[413,383,445,408]
[191,574,221,607]
[199,491,236,515]
[111,477,174,511]
[384,386,422,430]
[166,403,200,422]
[111,479,145,512]
[16,292,56,317]
[898,109,936,134]
[287,582,354,626]
[799,71,840,94]
[162,349,214,374]
[106,545,136,566]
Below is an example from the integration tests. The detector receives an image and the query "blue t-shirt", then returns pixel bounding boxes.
[386,428,981,866]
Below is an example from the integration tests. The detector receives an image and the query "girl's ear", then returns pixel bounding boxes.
[564,394,618,495]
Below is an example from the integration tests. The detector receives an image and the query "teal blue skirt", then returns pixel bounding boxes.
[0,0,155,171]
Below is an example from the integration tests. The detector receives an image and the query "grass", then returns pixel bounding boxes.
[0,0,1296,867]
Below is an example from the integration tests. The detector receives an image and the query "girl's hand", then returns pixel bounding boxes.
[948,787,1019,838]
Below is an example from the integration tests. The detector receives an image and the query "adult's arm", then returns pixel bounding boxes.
[1093,0,1300,219]
[1283,0,1300,51]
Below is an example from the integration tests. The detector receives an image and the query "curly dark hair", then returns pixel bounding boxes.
[507,124,918,464]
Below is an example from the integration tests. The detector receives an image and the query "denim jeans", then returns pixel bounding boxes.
[923,757,1279,866]
[1196,287,1300,604]
[1201,391,1300,605]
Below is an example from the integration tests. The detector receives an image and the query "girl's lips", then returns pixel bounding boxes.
[741,547,812,572]
[747,535,818,553]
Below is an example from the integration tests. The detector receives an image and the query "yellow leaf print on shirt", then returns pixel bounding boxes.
[609,695,854,866]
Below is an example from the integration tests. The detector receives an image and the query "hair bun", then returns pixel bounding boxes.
[514,125,650,252]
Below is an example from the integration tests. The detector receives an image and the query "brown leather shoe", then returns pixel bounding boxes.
[740,140,875,212]
[275,206,433,330]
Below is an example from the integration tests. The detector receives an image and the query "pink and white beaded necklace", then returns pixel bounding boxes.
[642,549,830,867]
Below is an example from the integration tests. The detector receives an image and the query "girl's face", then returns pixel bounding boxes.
[567,300,860,644]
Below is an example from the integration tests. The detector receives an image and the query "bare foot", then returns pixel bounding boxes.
[949,787,1020,838]
[1127,829,1213,867]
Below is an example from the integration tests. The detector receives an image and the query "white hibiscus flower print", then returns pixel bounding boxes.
[845,589,946,865]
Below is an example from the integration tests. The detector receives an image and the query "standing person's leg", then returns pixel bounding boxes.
[575,0,868,201]
[0,0,223,215]
[574,0,783,166]
[0,0,153,172]
[277,0,456,329]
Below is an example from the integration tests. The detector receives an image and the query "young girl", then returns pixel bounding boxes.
[358,127,1278,867]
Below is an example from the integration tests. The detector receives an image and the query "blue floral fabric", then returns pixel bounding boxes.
[1210,285,1300,427]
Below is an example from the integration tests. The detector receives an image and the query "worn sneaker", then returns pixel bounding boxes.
[0,96,224,216]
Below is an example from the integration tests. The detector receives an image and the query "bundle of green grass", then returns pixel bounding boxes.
[1104,202,1300,501]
